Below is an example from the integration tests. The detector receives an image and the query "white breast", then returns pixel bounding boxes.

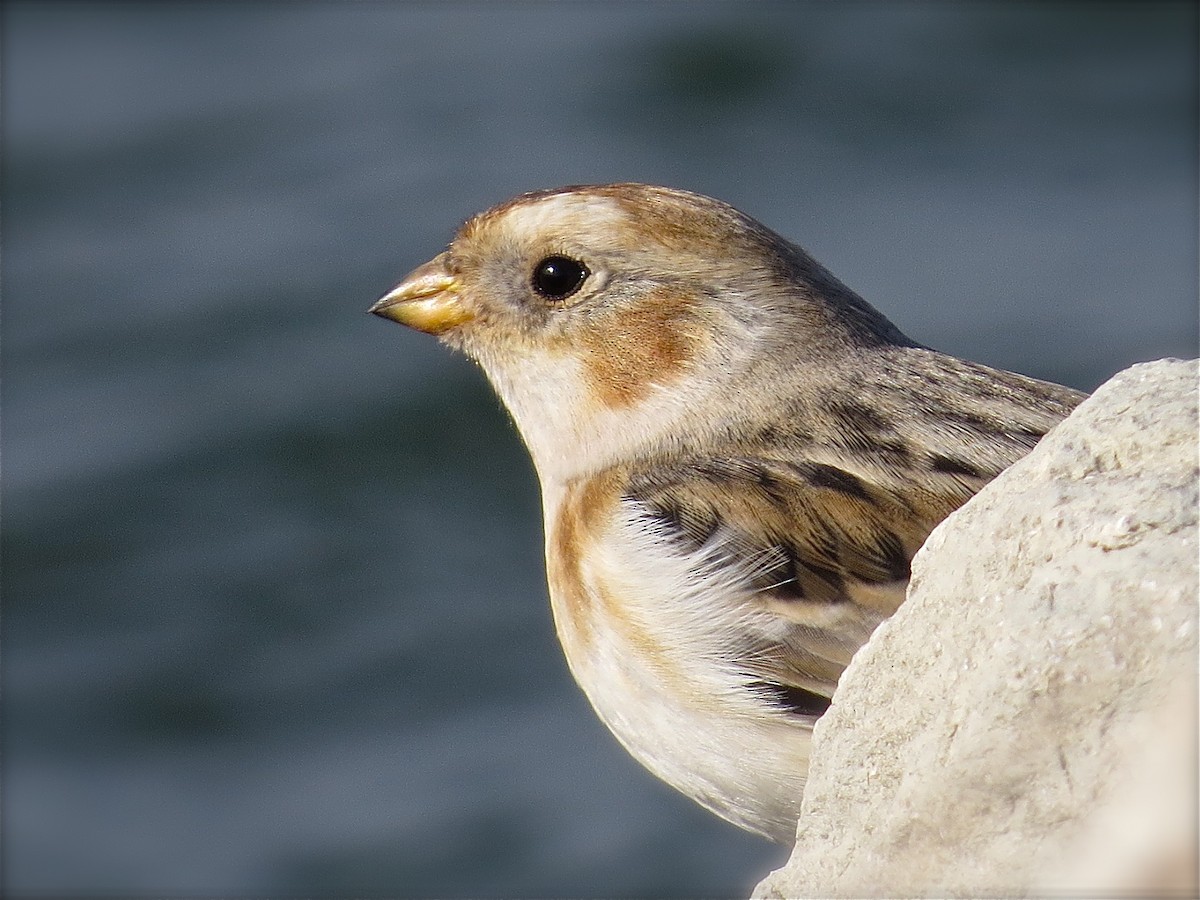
[544,493,813,842]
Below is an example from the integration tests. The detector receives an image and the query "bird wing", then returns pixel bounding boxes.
[620,453,956,717]
[600,355,1085,720]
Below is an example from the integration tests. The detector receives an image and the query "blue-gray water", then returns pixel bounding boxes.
[3,2,1196,896]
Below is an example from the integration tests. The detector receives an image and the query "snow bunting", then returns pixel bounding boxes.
[370,183,1085,842]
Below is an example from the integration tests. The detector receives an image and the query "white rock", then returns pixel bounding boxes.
[754,359,1199,899]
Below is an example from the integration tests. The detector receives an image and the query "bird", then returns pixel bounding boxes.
[370,183,1086,843]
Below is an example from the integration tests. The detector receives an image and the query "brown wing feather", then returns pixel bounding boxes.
[623,455,941,711]
[621,353,1086,716]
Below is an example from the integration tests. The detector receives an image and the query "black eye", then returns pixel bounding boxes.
[532,255,588,301]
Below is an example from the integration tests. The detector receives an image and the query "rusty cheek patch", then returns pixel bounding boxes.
[578,287,707,408]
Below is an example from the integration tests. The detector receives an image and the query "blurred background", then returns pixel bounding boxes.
[3,2,1195,896]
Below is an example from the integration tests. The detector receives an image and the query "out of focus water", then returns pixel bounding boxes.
[3,2,1195,896]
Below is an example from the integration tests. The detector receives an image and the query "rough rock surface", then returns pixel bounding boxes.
[753,359,1199,899]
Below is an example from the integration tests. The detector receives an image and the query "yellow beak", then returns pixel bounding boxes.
[369,253,472,335]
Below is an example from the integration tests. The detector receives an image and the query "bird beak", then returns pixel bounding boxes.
[369,253,472,334]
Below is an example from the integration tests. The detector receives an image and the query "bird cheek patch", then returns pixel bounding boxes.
[578,287,708,409]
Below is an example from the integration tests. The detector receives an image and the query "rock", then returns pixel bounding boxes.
[753,359,1199,899]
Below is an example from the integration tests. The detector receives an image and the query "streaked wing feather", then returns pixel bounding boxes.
[620,358,1086,717]
[623,455,959,712]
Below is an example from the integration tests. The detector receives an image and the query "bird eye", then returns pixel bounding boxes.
[532,255,588,301]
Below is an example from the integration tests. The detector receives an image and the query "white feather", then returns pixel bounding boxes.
[545,492,813,841]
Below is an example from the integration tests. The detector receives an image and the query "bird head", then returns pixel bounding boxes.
[371,183,908,483]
